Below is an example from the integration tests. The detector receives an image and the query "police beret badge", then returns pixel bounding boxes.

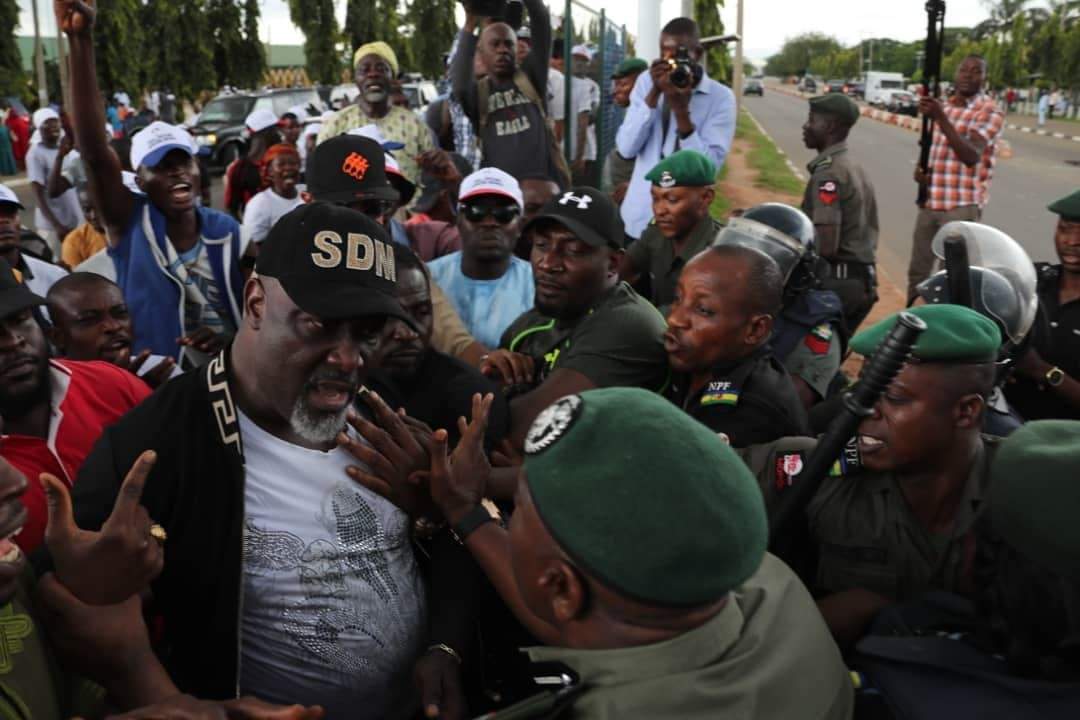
[659,170,677,188]
[524,395,583,454]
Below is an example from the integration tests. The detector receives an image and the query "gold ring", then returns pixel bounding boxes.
[149,524,168,544]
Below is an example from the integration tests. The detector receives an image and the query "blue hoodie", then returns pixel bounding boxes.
[109,195,244,360]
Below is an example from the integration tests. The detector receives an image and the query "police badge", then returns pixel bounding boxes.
[659,170,677,189]
[524,395,583,454]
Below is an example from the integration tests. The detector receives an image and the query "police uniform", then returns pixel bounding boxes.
[1004,190,1080,421]
[771,288,845,402]
[484,388,853,720]
[625,151,722,310]
[800,94,879,333]
[748,305,1004,600]
[667,347,810,447]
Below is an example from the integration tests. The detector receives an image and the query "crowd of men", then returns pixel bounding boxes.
[0,1,1078,718]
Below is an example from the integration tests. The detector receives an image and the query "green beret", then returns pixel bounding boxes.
[809,93,860,126]
[612,57,648,79]
[850,304,1002,363]
[522,388,767,607]
[645,149,717,189]
[990,420,1080,578]
[1047,189,1080,221]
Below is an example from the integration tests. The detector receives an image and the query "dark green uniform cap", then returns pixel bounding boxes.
[522,387,767,607]
[611,57,648,79]
[1047,189,1080,221]
[850,304,1002,362]
[990,420,1080,578]
[809,93,860,127]
[644,149,717,189]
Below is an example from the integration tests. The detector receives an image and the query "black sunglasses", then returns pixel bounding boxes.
[351,198,398,219]
[460,202,520,225]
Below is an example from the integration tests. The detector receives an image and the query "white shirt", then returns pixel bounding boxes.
[550,73,592,160]
[238,411,426,720]
[241,188,304,247]
[23,255,68,299]
[25,143,84,234]
[547,68,565,121]
[583,76,601,161]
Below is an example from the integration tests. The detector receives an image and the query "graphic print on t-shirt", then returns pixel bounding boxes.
[487,87,534,138]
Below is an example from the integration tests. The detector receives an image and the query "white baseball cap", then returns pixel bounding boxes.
[0,183,24,209]
[245,108,280,133]
[32,107,59,129]
[459,167,523,211]
[571,44,593,60]
[302,123,322,138]
[348,124,406,151]
[283,104,309,120]
[130,121,196,169]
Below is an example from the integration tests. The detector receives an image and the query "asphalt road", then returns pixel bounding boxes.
[742,87,1080,284]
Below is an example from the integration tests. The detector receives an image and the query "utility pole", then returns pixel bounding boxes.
[681,0,694,19]
[733,0,744,115]
[31,0,48,106]
[57,25,70,112]
[637,0,661,63]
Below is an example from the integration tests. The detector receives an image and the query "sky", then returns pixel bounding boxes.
[17,0,1018,66]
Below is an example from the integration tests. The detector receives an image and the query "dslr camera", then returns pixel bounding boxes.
[459,0,524,28]
[667,46,695,89]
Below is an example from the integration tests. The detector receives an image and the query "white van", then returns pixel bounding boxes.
[864,72,906,106]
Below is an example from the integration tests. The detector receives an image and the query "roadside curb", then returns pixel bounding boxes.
[1007,123,1080,142]
[742,108,807,183]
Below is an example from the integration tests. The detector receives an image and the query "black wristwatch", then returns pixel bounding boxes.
[451,502,498,544]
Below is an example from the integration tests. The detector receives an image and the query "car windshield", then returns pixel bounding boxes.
[199,97,252,124]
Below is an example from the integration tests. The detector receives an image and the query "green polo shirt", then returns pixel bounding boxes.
[625,215,722,309]
[500,282,668,392]
[524,554,853,720]
[800,142,879,265]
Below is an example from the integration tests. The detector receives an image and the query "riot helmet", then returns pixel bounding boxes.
[715,203,814,284]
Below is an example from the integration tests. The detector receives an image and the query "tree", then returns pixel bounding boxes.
[695,0,729,83]
[237,0,267,88]
[345,0,410,75]
[206,0,245,88]
[288,0,342,84]
[765,33,842,77]
[406,0,456,81]
[141,0,216,101]
[91,0,144,98]
[0,0,24,99]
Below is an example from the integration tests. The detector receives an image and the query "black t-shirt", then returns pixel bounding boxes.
[667,347,811,447]
[1004,263,1080,421]
[366,349,510,450]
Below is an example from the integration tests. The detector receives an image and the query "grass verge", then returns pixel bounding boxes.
[709,161,731,218]
[740,110,805,196]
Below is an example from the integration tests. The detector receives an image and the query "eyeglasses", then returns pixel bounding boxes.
[460,202,520,225]
[350,198,398,219]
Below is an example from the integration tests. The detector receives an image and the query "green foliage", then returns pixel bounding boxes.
[406,0,457,81]
[345,0,413,77]
[764,33,842,77]
[0,0,25,98]
[141,0,215,101]
[695,0,729,83]
[288,0,341,84]
[237,0,267,88]
[91,0,144,97]
[207,0,245,88]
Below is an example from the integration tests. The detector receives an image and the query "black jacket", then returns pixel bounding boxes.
[63,349,471,699]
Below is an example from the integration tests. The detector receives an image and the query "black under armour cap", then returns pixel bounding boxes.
[306,135,399,205]
[522,187,624,250]
[256,202,410,324]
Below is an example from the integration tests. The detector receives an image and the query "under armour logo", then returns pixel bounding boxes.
[341,152,370,181]
[558,192,593,210]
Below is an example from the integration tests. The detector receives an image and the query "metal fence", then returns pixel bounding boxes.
[557,0,628,190]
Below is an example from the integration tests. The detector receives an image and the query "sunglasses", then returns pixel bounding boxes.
[352,198,398,219]
[460,202,520,225]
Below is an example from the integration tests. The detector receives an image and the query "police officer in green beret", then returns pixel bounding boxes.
[618,149,722,310]
[800,93,880,333]
[395,388,853,719]
[745,304,1002,648]
[606,58,649,206]
[1005,189,1080,421]
[665,244,810,446]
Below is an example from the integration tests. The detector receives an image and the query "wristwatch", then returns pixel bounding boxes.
[451,500,501,544]
[1045,366,1066,387]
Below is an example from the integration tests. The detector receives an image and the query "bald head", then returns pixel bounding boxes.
[479,22,518,79]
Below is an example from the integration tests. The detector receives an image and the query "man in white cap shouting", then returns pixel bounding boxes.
[58,0,247,368]
[26,107,82,256]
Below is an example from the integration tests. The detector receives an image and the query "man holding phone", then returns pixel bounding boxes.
[616,17,735,241]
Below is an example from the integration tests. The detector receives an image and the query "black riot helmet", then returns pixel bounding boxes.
[715,203,824,302]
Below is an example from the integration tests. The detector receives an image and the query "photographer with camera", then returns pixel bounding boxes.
[616,17,735,241]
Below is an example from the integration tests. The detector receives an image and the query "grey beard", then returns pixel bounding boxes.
[289,395,349,445]
[364,89,388,104]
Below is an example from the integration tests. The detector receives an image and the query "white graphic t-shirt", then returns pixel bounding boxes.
[238,410,426,719]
